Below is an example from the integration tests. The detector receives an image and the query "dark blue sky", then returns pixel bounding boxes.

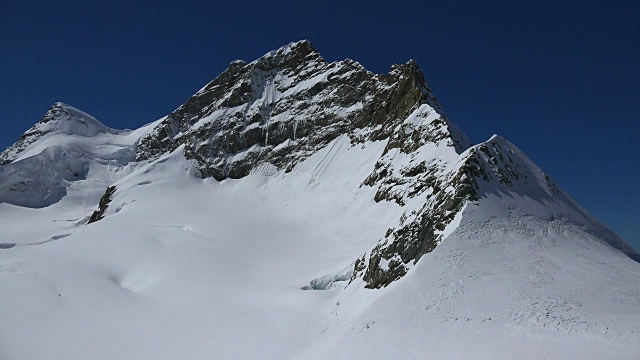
[1,1,638,251]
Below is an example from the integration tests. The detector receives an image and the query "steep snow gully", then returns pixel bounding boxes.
[0,41,638,359]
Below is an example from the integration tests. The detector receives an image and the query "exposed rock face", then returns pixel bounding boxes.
[88,186,117,224]
[353,134,581,288]
[136,40,456,180]
[354,136,520,288]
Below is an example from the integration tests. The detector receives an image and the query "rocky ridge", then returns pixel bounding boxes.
[135,40,464,180]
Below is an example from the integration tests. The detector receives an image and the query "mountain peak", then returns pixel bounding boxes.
[0,103,116,165]
[37,102,114,135]
[251,39,323,70]
[261,39,317,58]
[42,102,88,122]
[136,41,467,181]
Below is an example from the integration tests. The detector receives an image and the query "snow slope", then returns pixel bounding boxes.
[302,200,640,359]
[1,135,639,359]
[0,139,401,359]
[1,41,639,359]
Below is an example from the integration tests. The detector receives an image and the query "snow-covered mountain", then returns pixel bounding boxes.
[0,102,158,208]
[1,40,638,359]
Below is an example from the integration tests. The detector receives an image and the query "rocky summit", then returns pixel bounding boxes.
[136,40,465,178]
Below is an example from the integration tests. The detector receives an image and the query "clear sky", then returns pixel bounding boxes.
[1,1,638,251]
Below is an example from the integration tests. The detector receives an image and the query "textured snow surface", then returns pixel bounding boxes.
[1,136,639,359]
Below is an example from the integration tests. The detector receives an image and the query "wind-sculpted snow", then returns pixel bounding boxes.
[1,40,639,359]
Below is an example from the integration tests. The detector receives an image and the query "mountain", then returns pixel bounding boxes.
[0,40,638,359]
[0,102,158,208]
[1,101,118,165]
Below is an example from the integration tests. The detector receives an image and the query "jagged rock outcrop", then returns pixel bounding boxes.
[88,186,116,223]
[352,134,586,288]
[136,40,453,180]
